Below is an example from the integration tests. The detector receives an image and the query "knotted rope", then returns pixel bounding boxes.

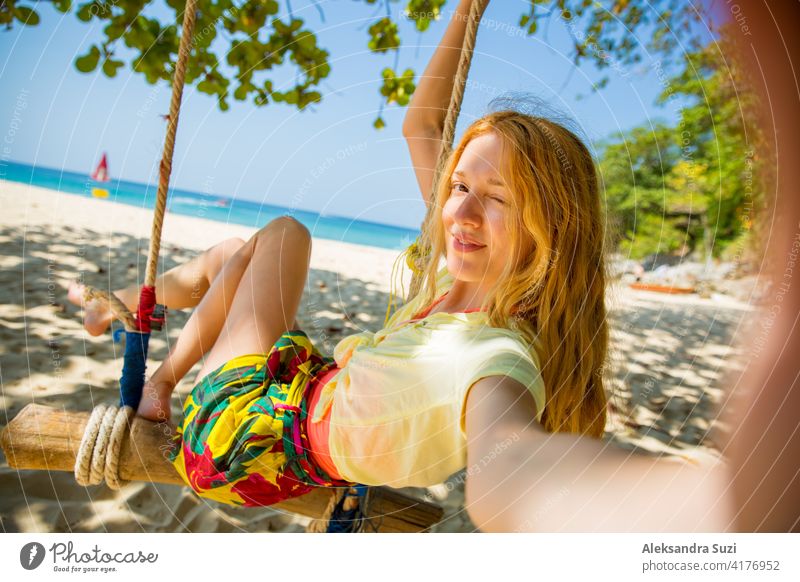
[74,404,136,490]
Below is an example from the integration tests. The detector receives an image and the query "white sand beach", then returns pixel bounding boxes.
[0,180,756,533]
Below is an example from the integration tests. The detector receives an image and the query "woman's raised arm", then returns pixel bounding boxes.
[402,0,489,206]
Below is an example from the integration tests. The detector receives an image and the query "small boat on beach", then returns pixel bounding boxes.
[629,282,696,295]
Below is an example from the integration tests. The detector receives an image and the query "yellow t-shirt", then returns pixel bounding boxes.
[311,267,546,488]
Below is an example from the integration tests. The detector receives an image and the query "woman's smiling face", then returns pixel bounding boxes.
[442,132,515,294]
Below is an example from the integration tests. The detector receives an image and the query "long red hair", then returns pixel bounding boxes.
[415,110,609,438]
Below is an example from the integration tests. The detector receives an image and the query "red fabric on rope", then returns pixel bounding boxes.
[136,285,157,332]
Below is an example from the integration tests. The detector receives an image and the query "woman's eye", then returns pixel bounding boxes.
[449,182,504,203]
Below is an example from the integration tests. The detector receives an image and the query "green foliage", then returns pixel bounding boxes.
[514,0,707,85]
[53,0,73,12]
[75,45,101,72]
[4,0,710,129]
[380,67,415,106]
[368,17,400,53]
[601,25,767,261]
[1,2,37,27]
[600,123,685,257]
[404,0,446,32]
[13,5,40,25]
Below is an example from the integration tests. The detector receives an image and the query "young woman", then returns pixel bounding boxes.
[69,0,608,514]
[71,0,799,534]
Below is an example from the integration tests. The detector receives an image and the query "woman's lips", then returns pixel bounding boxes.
[451,235,486,253]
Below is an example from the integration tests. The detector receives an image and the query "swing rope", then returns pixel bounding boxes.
[145,1,196,292]
[398,0,488,306]
[74,0,486,534]
[74,0,197,491]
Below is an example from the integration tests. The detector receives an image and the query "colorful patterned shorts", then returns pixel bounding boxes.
[170,330,354,507]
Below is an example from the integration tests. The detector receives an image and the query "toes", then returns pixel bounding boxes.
[67,282,86,307]
[69,284,112,335]
[82,303,112,336]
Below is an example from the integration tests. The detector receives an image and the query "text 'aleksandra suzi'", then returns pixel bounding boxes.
[642,542,737,554]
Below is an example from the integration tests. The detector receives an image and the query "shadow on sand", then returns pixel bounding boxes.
[0,224,749,532]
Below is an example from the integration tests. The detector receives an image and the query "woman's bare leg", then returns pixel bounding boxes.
[137,217,312,421]
[67,238,246,335]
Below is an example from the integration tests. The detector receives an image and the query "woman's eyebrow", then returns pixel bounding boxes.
[453,170,505,187]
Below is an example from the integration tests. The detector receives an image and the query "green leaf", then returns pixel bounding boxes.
[254,91,268,106]
[373,117,385,130]
[53,0,72,13]
[284,89,299,105]
[102,58,123,78]
[197,78,220,95]
[75,45,101,73]
[298,90,321,109]
[76,3,94,22]
[368,17,400,53]
[105,21,125,41]
[233,83,250,101]
[14,6,40,25]
[404,0,445,32]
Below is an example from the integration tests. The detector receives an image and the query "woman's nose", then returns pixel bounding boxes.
[453,192,483,227]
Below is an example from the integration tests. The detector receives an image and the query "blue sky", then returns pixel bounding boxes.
[0,1,718,229]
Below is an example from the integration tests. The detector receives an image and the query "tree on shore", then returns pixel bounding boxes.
[599,24,767,264]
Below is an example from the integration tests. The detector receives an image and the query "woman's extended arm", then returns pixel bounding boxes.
[464,375,734,532]
[463,0,800,534]
[712,0,800,533]
[402,0,489,206]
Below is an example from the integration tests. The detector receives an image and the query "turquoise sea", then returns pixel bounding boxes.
[1,161,420,251]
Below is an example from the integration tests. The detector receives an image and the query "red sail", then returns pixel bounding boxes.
[91,153,110,182]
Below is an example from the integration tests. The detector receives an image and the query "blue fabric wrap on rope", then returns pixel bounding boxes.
[119,330,150,410]
[327,484,369,533]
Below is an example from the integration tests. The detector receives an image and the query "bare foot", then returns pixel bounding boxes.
[136,379,175,423]
[67,281,114,336]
